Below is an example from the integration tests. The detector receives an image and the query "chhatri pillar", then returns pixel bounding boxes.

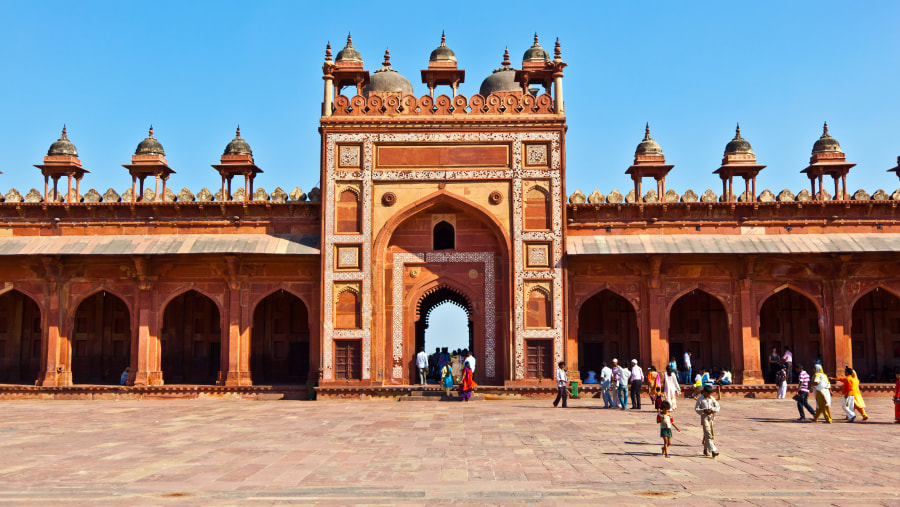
[801,123,855,201]
[713,124,766,202]
[33,126,89,203]
[420,32,465,98]
[625,124,674,202]
[211,127,262,201]
[122,126,175,202]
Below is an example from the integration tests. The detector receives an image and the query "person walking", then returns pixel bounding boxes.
[612,359,629,410]
[459,362,477,402]
[416,347,429,385]
[775,365,788,399]
[553,361,568,408]
[694,384,720,458]
[661,364,682,411]
[600,361,613,408]
[839,366,868,422]
[464,350,476,375]
[782,346,793,383]
[812,364,832,423]
[682,351,692,385]
[657,400,681,458]
[892,367,900,424]
[441,361,453,396]
[794,364,816,421]
[630,359,644,409]
[647,366,660,409]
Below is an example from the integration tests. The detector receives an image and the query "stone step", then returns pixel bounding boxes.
[399,394,484,402]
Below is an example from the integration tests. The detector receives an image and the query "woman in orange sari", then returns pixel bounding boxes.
[839,366,867,421]
[459,363,477,402]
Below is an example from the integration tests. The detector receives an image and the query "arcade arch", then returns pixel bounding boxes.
[161,290,221,384]
[251,290,310,384]
[759,288,821,382]
[577,290,639,378]
[668,290,730,375]
[851,287,900,382]
[71,291,131,384]
[0,290,42,384]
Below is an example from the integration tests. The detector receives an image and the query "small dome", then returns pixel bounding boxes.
[135,126,165,156]
[724,124,754,155]
[47,126,78,157]
[335,34,363,64]
[429,32,456,63]
[635,124,663,156]
[363,49,414,96]
[812,122,842,154]
[224,127,252,156]
[522,34,550,63]
[479,48,520,95]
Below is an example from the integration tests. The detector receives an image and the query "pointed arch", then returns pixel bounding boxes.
[668,289,730,375]
[577,289,639,374]
[0,289,42,384]
[160,289,222,384]
[251,289,310,384]
[759,287,822,382]
[850,287,900,382]
[524,184,551,231]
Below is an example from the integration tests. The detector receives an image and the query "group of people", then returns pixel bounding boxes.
[415,347,477,401]
[790,364,900,424]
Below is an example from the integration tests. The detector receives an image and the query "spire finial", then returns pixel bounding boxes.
[325,42,332,62]
[148,125,154,138]
[502,47,511,66]
[823,121,829,136]
[735,122,742,137]
[441,30,446,46]
[554,37,562,61]
[236,125,241,138]
[61,124,67,138]
[347,33,352,45]
[534,33,539,45]
[644,123,653,140]
[382,47,391,67]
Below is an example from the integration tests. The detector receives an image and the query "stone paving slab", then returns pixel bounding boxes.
[0,398,898,505]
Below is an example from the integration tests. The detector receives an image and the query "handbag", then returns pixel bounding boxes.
[792,393,801,402]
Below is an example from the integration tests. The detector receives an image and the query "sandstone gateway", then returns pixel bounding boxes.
[1,35,899,398]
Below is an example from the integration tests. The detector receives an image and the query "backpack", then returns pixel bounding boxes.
[776,369,786,383]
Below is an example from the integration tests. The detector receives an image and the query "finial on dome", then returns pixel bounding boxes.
[502,47,511,66]
[645,122,650,136]
[382,47,391,67]
[148,125,154,138]
[823,121,829,136]
[441,30,446,46]
[554,37,562,61]
[325,42,332,62]
[347,33,352,44]
[735,123,742,138]
[534,33,539,44]
[236,125,241,137]
[61,125,68,138]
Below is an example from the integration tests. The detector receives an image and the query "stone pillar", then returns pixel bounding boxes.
[132,286,163,386]
[221,280,252,386]
[824,280,847,378]
[37,259,71,386]
[323,77,334,117]
[553,75,564,115]
[738,280,763,384]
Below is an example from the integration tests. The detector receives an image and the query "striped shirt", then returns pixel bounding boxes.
[798,371,810,393]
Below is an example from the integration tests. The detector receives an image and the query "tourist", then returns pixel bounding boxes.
[838,366,868,422]
[657,400,680,458]
[647,365,660,409]
[668,356,678,380]
[441,361,453,396]
[768,347,781,383]
[716,367,732,386]
[464,349,476,375]
[812,364,832,423]
[794,364,816,421]
[612,359,629,410]
[553,361,569,408]
[430,347,441,379]
[583,369,598,384]
[450,351,462,384]
[416,347,428,385]
[630,359,644,409]
[893,367,900,424]
[694,384,720,458]
[700,367,714,387]
[682,351,692,385]
[661,364,682,410]
[459,361,477,402]
[119,367,130,386]
[600,361,613,408]
[775,365,788,399]
[782,346,793,383]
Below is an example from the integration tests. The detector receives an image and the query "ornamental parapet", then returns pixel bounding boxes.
[0,186,320,203]
[330,92,556,117]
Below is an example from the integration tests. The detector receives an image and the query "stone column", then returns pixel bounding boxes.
[221,256,251,386]
[37,258,71,386]
[323,77,334,117]
[738,280,763,384]
[553,75,564,115]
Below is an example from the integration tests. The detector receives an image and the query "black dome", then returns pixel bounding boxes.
[479,48,519,95]
[634,124,663,156]
[812,122,842,154]
[429,32,456,63]
[724,124,754,155]
[522,34,550,63]
[363,49,414,96]
[335,34,363,63]
[224,127,252,156]
[47,126,78,157]
[135,126,165,156]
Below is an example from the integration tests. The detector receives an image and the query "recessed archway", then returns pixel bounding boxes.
[577,290,639,378]
[71,291,131,385]
[415,285,473,383]
[0,290,42,384]
[851,287,900,382]
[161,290,221,384]
[668,289,730,377]
[759,288,821,382]
[252,290,310,384]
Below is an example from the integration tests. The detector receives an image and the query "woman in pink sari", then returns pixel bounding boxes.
[661,364,682,410]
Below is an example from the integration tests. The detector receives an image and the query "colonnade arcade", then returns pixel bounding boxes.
[0,274,317,387]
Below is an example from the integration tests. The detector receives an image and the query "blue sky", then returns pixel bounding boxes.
[1,2,898,198]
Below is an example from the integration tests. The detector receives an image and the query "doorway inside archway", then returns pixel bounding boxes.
[71,291,131,385]
[414,286,473,383]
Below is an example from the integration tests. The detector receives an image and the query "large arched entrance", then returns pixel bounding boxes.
[759,288,821,382]
[851,288,900,382]
[252,290,310,384]
[0,290,42,384]
[669,290,730,375]
[71,291,131,384]
[414,285,472,382]
[577,290,638,379]
[161,290,221,384]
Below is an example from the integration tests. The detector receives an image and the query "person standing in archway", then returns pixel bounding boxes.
[629,359,644,410]
[416,348,428,385]
[781,347,793,384]
[459,361,477,402]
[464,350,476,376]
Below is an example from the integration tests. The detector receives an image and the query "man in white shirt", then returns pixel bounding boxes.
[599,362,613,408]
[464,350,476,375]
[553,361,568,408]
[683,351,692,385]
[612,358,630,410]
[630,359,644,409]
[416,348,428,385]
[782,347,793,383]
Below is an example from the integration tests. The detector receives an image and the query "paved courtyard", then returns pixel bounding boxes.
[0,396,898,505]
